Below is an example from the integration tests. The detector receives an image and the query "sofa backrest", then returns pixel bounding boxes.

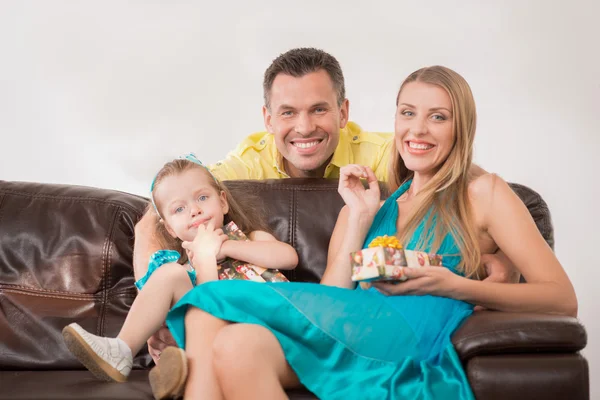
[0,178,553,370]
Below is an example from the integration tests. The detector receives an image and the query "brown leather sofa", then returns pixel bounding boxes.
[0,178,589,399]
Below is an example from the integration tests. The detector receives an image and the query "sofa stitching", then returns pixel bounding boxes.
[0,284,103,296]
[97,206,119,335]
[0,286,138,299]
[0,289,102,301]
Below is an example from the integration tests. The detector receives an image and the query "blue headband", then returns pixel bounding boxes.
[150,153,217,219]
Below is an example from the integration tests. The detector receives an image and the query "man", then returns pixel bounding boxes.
[134,48,517,362]
[209,48,392,181]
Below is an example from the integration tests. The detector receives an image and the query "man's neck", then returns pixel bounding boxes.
[283,157,332,178]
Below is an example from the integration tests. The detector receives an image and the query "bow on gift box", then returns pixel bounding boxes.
[368,235,403,250]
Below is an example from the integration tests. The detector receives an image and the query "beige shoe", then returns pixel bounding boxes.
[149,347,188,399]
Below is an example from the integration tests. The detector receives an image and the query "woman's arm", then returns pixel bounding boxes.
[455,174,577,316]
[219,231,298,270]
[377,174,577,317]
[321,205,375,288]
[321,164,382,288]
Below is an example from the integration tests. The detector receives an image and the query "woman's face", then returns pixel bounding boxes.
[394,81,454,178]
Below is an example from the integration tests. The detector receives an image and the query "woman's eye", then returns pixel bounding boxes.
[402,110,414,117]
[432,114,446,121]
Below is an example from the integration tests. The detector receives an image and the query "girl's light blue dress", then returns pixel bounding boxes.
[166,180,475,400]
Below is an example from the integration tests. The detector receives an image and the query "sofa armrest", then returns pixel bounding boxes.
[451,311,587,361]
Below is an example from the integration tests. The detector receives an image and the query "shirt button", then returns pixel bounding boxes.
[259,140,265,145]
[216,162,222,166]
[352,136,358,141]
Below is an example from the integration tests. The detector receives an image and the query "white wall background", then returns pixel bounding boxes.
[1,0,598,396]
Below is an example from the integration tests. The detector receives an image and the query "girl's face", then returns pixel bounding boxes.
[394,81,455,179]
[154,168,228,242]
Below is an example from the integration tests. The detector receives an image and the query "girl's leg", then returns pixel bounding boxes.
[62,263,191,382]
[182,307,231,400]
[212,323,301,400]
[118,263,192,354]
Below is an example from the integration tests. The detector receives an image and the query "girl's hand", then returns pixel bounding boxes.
[370,266,463,297]
[338,164,380,217]
[215,236,230,261]
[182,220,228,266]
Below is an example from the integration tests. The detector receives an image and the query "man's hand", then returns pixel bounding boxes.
[133,208,162,281]
[474,251,521,311]
[147,325,177,364]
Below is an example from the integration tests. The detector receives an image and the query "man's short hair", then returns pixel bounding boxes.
[263,48,346,110]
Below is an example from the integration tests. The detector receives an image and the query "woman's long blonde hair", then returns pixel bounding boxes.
[389,66,482,278]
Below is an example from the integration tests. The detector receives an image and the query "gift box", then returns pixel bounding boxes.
[350,235,443,282]
[217,221,289,283]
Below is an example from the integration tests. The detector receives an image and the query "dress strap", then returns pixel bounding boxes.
[363,180,412,246]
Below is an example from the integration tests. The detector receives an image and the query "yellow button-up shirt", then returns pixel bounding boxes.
[209,122,393,181]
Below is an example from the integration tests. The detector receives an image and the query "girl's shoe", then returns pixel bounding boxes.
[62,323,133,382]
[149,346,188,399]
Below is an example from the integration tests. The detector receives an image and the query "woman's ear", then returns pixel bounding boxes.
[220,191,229,215]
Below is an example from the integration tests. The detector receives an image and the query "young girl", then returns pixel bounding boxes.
[62,154,298,384]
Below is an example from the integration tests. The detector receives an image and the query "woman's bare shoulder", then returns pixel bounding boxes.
[468,171,515,217]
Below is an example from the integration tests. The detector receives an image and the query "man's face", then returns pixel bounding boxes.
[263,70,349,178]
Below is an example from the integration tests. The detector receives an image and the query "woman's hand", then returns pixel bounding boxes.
[338,164,380,217]
[371,266,463,297]
[182,220,228,266]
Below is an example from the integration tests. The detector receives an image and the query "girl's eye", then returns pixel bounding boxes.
[175,206,184,213]
[198,195,208,201]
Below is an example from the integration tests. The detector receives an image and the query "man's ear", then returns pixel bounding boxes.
[220,191,229,215]
[339,98,350,129]
[263,105,274,133]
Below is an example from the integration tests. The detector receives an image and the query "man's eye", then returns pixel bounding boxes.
[315,107,326,113]
[281,111,293,116]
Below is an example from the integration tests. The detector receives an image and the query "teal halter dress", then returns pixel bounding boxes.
[166,180,475,400]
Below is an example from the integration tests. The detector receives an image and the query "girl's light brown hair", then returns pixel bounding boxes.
[149,160,269,263]
[389,66,483,278]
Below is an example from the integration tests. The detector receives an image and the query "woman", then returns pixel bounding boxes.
[153,66,577,399]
